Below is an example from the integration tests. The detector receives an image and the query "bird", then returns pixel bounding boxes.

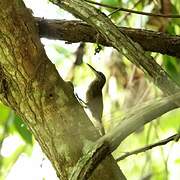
[86,63,106,135]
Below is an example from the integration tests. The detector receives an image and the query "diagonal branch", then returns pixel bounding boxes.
[48,1,180,179]
[116,133,180,162]
[47,1,180,179]
[69,93,180,179]
[50,0,180,94]
[36,18,180,58]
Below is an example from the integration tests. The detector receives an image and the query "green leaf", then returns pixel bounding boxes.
[160,109,180,131]
[0,103,10,123]
[101,0,121,7]
[1,145,27,179]
[13,116,33,144]
[163,55,180,86]
[175,158,180,164]
[171,3,180,26]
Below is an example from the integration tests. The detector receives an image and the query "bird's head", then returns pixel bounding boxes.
[87,63,106,88]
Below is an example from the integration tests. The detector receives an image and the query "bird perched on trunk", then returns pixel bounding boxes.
[86,63,106,135]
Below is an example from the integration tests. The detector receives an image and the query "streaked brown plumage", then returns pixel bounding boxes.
[86,64,106,135]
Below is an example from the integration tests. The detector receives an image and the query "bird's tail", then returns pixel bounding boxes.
[94,118,105,136]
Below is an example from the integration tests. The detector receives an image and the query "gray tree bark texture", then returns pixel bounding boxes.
[0,1,126,180]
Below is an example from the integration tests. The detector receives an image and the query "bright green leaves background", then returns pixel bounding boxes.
[0,103,33,179]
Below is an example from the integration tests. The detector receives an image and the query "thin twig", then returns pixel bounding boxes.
[85,0,180,18]
[85,0,118,9]
[116,133,180,162]
[108,7,180,18]
[120,0,143,22]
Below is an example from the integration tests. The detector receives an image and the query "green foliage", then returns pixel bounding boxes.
[0,103,33,145]
[100,0,122,7]
[0,103,33,179]
[160,109,180,132]
[171,2,180,26]
[0,104,9,123]
[163,56,180,86]
[13,116,33,145]
[0,145,27,180]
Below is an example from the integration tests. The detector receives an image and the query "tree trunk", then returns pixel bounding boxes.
[0,1,125,179]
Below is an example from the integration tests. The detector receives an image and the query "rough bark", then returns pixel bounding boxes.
[46,0,180,177]
[0,1,125,180]
[37,18,180,58]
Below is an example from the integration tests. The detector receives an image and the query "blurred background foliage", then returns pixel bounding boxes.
[0,0,180,179]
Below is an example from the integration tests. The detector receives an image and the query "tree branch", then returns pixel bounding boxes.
[85,0,180,18]
[48,0,180,179]
[51,0,179,96]
[70,93,180,179]
[36,18,180,58]
[116,133,180,162]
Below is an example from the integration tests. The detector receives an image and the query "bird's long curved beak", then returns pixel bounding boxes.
[86,63,99,75]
